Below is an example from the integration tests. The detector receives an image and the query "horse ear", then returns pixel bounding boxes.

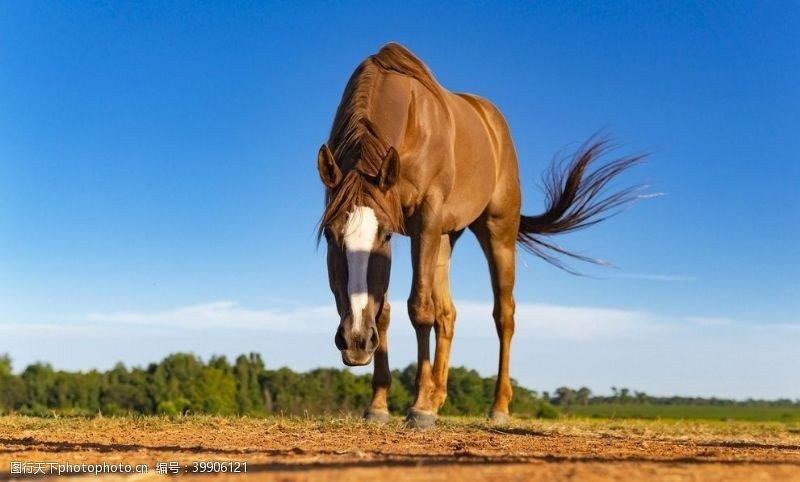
[378,147,400,192]
[317,144,341,189]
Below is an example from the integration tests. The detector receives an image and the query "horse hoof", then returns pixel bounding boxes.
[363,409,391,424]
[488,410,511,425]
[405,409,437,429]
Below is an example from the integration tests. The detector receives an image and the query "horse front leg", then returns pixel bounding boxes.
[364,300,392,423]
[406,213,443,428]
[431,232,460,410]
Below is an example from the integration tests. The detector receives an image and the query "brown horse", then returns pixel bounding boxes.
[317,43,644,427]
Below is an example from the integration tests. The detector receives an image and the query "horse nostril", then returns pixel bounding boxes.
[368,326,380,351]
[334,325,347,350]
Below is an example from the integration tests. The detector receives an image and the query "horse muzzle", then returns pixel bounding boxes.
[335,321,379,366]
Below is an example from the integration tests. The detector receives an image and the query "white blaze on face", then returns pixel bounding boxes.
[343,206,379,331]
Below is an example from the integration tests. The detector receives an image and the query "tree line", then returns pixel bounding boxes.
[3,353,794,418]
[0,353,556,418]
[547,386,799,408]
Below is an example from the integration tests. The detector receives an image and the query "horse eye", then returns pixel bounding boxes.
[323,230,332,242]
[384,234,392,244]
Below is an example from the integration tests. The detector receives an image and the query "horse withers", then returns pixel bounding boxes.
[317,43,645,427]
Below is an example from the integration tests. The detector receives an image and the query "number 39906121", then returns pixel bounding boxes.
[191,461,247,473]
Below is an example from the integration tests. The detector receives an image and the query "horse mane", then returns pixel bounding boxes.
[319,43,444,240]
[371,43,446,109]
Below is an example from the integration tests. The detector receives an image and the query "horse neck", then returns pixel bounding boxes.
[364,72,415,154]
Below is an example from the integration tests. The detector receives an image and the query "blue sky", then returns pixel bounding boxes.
[1,2,798,398]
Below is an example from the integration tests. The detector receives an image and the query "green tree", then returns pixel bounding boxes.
[197,365,237,414]
[150,353,205,414]
[21,362,56,410]
[0,355,25,413]
[555,387,575,407]
[575,387,592,405]
[234,353,265,415]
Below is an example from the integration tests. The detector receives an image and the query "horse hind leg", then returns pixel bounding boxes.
[470,211,518,423]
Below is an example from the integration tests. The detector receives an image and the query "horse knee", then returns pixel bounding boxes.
[408,294,435,327]
[376,302,391,331]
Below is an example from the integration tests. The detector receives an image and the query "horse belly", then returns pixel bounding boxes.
[442,144,496,230]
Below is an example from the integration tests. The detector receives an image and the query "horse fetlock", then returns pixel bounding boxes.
[497,381,514,400]
[432,388,448,408]
[492,388,513,414]
[411,383,438,411]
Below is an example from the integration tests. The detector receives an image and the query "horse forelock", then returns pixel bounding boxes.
[318,168,404,244]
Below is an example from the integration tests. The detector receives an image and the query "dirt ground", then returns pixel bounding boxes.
[1,415,799,481]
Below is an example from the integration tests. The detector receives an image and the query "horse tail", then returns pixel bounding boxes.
[517,137,649,273]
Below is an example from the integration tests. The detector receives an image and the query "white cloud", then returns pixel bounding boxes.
[1,299,694,341]
[606,273,699,282]
[85,301,333,333]
[755,322,800,332]
[686,316,732,326]
[2,300,799,399]
[451,301,667,341]
[3,300,797,344]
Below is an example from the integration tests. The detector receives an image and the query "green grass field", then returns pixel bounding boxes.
[566,403,800,422]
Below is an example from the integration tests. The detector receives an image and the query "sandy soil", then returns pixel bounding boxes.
[1,416,799,481]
